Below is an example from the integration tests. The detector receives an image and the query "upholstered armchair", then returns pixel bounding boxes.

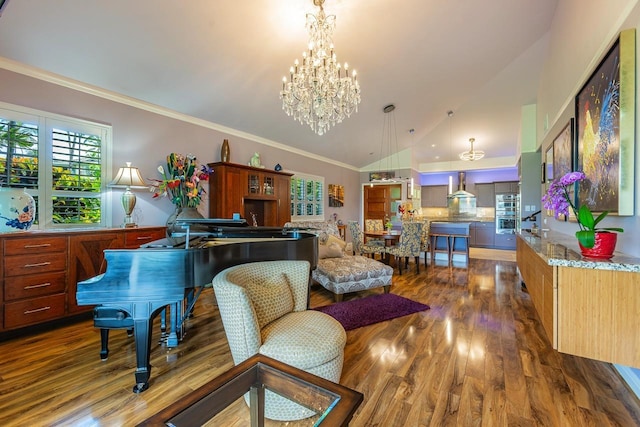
[212,260,347,421]
[420,219,431,266]
[364,219,385,247]
[386,221,423,274]
[347,220,386,259]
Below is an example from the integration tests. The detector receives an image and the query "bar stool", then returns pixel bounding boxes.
[430,233,451,265]
[450,234,470,265]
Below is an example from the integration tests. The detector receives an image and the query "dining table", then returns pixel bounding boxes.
[363,229,401,246]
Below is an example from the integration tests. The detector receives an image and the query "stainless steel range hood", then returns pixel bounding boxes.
[447,172,476,199]
[447,172,476,217]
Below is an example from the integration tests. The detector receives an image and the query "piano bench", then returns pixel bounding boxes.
[312,255,393,302]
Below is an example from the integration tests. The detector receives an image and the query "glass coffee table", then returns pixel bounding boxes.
[138,354,363,426]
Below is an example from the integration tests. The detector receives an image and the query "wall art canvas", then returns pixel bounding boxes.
[575,29,635,216]
[553,119,573,181]
[328,184,344,207]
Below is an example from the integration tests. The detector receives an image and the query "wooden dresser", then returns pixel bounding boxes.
[0,226,165,333]
[207,162,292,227]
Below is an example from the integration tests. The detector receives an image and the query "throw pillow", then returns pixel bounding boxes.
[245,273,294,328]
[325,234,347,251]
[319,242,344,259]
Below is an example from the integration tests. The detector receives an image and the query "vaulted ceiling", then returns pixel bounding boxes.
[0,0,558,172]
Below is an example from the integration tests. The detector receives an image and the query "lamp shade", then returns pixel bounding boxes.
[109,162,147,188]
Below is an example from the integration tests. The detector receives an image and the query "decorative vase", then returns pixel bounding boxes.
[166,206,204,238]
[221,139,230,163]
[578,231,617,259]
[0,188,36,233]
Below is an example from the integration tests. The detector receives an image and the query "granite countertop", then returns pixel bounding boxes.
[518,229,640,273]
[424,217,495,223]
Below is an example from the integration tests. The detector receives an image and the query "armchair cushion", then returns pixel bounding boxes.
[245,273,294,329]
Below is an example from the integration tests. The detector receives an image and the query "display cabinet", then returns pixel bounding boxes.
[207,162,293,226]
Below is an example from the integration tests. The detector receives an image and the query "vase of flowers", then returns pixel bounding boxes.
[542,171,623,258]
[150,153,212,236]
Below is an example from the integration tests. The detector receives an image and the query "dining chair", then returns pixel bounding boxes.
[347,221,386,259]
[385,221,423,274]
[364,219,385,247]
[419,219,431,266]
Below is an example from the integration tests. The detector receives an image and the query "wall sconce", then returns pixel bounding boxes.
[109,162,147,228]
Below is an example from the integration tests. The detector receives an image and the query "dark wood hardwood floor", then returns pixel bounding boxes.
[1,253,639,426]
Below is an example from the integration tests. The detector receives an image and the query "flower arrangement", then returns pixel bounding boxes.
[542,171,623,248]
[150,153,212,208]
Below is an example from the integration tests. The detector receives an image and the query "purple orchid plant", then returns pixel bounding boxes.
[541,171,623,248]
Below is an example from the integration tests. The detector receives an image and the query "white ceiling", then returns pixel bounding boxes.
[0,0,557,172]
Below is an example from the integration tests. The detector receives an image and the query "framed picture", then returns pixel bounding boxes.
[545,144,553,183]
[328,184,344,207]
[575,29,635,216]
[553,119,573,181]
[369,171,395,181]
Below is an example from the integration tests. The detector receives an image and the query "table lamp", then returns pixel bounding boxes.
[109,162,147,228]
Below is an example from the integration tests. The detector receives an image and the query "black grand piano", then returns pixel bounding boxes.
[76,219,317,393]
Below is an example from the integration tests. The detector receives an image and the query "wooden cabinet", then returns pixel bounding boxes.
[3,236,68,329]
[494,181,519,194]
[208,162,293,227]
[516,235,554,341]
[475,183,495,207]
[421,185,448,207]
[0,226,165,332]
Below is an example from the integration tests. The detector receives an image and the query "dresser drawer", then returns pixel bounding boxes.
[4,236,67,256]
[4,293,66,329]
[125,229,165,248]
[4,272,67,301]
[4,253,67,277]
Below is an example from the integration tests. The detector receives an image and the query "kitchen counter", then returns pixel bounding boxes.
[518,229,640,273]
[424,217,494,223]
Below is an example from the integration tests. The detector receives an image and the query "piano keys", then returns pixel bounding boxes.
[76,220,318,393]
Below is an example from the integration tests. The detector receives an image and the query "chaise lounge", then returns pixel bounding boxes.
[284,220,393,302]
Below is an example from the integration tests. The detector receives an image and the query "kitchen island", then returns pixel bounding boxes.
[516,230,640,367]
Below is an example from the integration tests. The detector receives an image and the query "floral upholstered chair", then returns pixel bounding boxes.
[364,219,385,247]
[212,260,346,421]
[348,221,386,259]
[386,221,423,274]
[419,219,431,267]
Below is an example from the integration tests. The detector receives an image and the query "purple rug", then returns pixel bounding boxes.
[314,293,430,331]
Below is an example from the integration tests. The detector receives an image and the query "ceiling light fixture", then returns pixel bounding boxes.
[370,104,409,183]
[459,137,485,161]
[280,0,361,136]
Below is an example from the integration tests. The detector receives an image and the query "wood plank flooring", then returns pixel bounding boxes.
[1,252,639,426]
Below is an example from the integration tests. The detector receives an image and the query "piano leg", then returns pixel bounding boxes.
[166,301,182,347]
[132,316,155,394]
[100,329,109,360]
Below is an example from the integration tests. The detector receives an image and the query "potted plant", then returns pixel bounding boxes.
[542,171,623,258]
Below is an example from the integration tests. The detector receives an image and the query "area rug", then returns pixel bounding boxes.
[314,293,430,331]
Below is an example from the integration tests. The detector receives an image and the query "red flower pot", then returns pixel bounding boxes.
[578,232,617,259]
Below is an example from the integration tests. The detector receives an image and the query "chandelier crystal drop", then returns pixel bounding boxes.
[280,0,361,136]
[459,138,485,161]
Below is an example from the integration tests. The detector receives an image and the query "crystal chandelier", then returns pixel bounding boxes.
[280,0,361,136]
[459,138,485,161]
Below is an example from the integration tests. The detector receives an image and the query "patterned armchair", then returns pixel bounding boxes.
[364,219,385,247]
[213,260,346,421]
[348,220,386,259]
[386,221,423,274]
[419,219,431,266]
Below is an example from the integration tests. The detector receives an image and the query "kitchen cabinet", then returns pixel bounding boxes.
[475,183,495,207]
[494,233,516,249]
[472,222,495,247]
[208,162,293,226]
[494,181,519,194]
[0,227,165,333]
[421,185,448,207]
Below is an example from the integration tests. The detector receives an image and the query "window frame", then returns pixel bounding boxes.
[0,101,112,230]
[290,171,325,221]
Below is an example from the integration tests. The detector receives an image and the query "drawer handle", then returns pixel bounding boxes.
[24,306,51,315]
[23,243,52,249]
[136,236,152,240]
[24,262,51,268]
[24,282,52,290]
